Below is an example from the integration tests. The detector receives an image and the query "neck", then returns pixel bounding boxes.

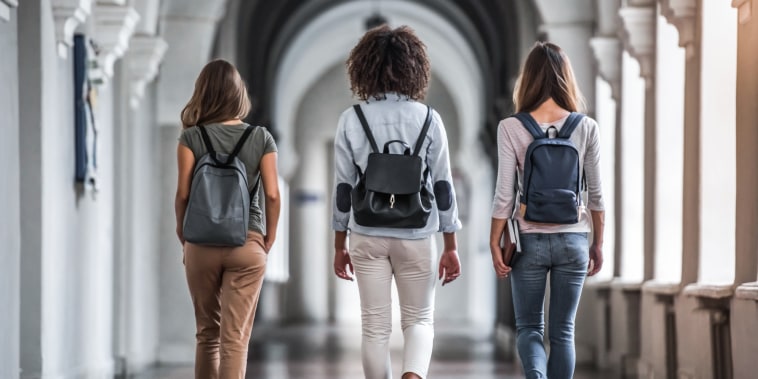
[529,98,569,123]
[219,118,241,125]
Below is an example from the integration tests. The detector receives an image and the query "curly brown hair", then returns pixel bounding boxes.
[346,25,431,101]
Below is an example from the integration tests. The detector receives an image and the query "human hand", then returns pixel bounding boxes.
[263,234,276,253]
[438,249,461,286]
[588,243,603,276]
[490,243,512,279]
[333,248,354,281]
[176,226,185,245]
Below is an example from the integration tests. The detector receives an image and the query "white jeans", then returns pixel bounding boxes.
[349,232,438,379]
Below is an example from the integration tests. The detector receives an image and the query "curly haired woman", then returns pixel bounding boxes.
[332,25,462,379]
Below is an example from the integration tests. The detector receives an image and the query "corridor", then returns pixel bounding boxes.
[2,0,758,378]
[135,324,609,379]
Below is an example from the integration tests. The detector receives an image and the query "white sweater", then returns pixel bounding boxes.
[491,114,605,234]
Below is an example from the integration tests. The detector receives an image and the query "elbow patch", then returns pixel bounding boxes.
[336,183,353,212]
[434,180,453,211]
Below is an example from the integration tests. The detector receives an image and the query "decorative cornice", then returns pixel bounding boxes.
[732,0,753,24]
[660,0,697,57]
[619,6,656,82]
[590,36,622,101]
[93,4,140,80]
[0,0,18,22]
[128,35,168,108]
[52,0,92,58]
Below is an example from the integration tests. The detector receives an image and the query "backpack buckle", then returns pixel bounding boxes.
[390,194,396,208]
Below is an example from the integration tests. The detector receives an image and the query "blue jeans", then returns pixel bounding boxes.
[510,232,589,379]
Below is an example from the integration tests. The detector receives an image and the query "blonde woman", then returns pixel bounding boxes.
[490,42,605,379]
[175,59,280,379]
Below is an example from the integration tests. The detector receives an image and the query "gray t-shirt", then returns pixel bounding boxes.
[179,123,277,234]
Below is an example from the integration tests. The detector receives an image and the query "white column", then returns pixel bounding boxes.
[697,0,737,285]
[660,0,700,285]
[733,0,758,286]
[0,0,16,21]
[51,0,92,57]
[590,30,620,282]
[92,3,140,82]
[286,141,330,322]
[127,35,167,108]
[0,7,20,378]
[620,3,656,281]
[652,8,685,284]
[730,3,758,376]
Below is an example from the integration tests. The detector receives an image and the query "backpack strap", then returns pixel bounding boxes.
[557,112,585,139]
[198,125,217,156]
[412,106,433,157]
[227,125,256,164]
[353,105,380,154]
[513,112,545,140]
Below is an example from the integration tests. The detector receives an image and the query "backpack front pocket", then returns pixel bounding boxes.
[524,189,579,224]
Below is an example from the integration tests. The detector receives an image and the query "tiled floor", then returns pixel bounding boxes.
[137,323,609,378]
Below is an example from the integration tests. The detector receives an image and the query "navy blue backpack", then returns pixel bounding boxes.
[513,112,586,224]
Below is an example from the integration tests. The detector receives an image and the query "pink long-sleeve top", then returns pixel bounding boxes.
[491,114,605,234]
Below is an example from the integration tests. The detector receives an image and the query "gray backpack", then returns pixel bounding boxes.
[183,125,258,246]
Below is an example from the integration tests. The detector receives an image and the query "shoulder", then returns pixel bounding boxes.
[497,115,529,136]
[178,126,200,144]
[180,125,200,136]
[576,115,599,135]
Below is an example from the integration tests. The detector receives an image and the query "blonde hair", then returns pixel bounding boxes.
[513,42,585,113]
[180,59,252,128]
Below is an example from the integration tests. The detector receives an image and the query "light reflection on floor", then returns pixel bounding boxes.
[136,323,609,378]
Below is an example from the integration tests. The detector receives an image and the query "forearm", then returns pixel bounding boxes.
[334,231,348,251]
[590,210,605,246]
[442,232,457,251]
[265,196,281,238]
[174,195,188,229]
[490,218,507,250]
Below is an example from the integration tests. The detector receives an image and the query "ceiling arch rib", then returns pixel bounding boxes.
[271,0,485,179]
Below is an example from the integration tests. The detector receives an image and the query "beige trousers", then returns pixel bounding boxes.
[184,231,267,379]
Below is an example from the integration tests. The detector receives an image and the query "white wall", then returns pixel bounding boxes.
[0,9,21,379]
[18,1,118,377]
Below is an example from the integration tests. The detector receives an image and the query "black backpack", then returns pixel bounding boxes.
[513,112,585,224]
[350,104,434,228]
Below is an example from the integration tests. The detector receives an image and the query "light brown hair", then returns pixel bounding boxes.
[180,59,252,128]
[513,42,585,113]
[346,25,431,101]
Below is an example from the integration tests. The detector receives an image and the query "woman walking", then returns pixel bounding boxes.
[489,42,605,379]
[332,25,462,379]
[175,59,281,379]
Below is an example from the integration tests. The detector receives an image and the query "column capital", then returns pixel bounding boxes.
[93,4,140,81]
[619,5,656,81]
[51,0,92,58]
[660,0,698,57]
[590,36,622,101]
[0,0,17,22]
[128,35,168,108]
[732,0,753,24]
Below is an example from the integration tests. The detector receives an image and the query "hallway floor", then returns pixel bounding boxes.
[137,323,610,379]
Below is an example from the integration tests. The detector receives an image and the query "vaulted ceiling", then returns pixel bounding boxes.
[233,0,542,164]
